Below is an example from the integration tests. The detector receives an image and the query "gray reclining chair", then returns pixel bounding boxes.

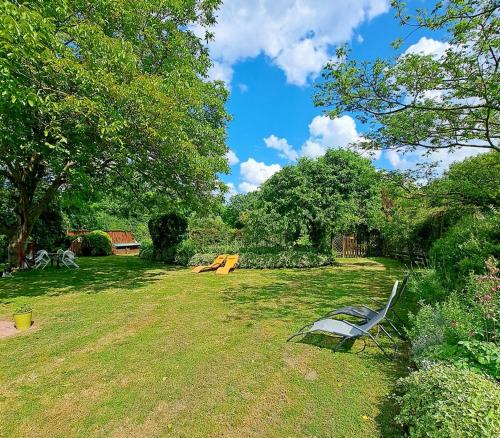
[321,274,410,338]
[287,281,399,358]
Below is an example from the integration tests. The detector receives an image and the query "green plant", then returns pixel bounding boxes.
[429,211,500,289]
[407,269,447,305]
[148,212,188,263]
[407,294,478,367]
[0,235,7,262]
[453,340,500,380]
[188,249,334,269]
[393,364,500,437]
[14,304,32,314]
[462,257,499,344]
[82,231,113,256]
[174,238,197,266]
[139,241,154,261]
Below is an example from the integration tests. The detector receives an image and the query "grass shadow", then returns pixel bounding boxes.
[222,259,404,323]
[0,256,176,304]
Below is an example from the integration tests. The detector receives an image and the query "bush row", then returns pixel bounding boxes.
[394,211,500,436]
[406,261,499,379]
[188,249,334,269]
[396,267,500,436]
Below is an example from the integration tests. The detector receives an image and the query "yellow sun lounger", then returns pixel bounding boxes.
[216,254,239,275]
[192,255,226,273]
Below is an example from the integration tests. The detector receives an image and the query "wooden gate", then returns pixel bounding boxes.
[332,235,367,258]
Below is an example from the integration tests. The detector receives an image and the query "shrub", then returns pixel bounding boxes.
[82,231,113,256]
[188,249,334,269]
[407,294,478,367]
[393,364,500,437]
[429,211,500,289]
[0,235,7,262]
[174,238,197,266]
[148,212,188,263]
[139,241,154,260]
[462,258,499,343]
[407,269,447,305]
[453,340,500,380]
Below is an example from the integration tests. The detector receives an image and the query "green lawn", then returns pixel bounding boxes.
[0,256,407,437]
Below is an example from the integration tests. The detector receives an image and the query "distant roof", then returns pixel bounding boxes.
[67,230,140,245]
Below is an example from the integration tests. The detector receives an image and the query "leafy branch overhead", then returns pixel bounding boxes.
[0,0,230,263]
[315,0,499,152]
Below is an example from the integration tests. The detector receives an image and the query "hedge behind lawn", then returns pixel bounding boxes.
[189,249,334,269]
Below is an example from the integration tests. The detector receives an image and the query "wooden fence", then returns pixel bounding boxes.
[332,235,368,258]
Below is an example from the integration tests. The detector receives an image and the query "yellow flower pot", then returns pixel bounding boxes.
[14,312,32,331]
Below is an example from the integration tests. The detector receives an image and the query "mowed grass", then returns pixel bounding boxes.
[0,256,407,437]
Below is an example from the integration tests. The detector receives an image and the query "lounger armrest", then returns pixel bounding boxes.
[367,297,385,306]
[340,319,371,336]
[359,305,379,314]
[349,308,371,318]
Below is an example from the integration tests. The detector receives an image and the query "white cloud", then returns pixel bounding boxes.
[226,149,240,166]
[404,37,449,58]
[264,134,299,160]
[274,39,331,86]
[356,34,364,43]
[239,158,281,192]
[300,115,379,158]
[207,60,233,85]
[384,147,486,175]
[238,181,260,193]
[385,149,401,167]
[200,0,390,86]
[237,83,249,93]
[225,182,238,199]
[308,115,359,148]
[300,140,326,158]
[261,115,381,161]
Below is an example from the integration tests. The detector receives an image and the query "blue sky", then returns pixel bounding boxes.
[201,1,474,195]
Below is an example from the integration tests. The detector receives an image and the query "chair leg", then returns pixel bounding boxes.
[367,333,393,359]
[386,318,405,339]
[287,324,312,342]
[332,336,350,353]
[379,325,399,353]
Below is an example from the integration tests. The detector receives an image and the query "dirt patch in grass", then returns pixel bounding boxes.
[0,320,17,339]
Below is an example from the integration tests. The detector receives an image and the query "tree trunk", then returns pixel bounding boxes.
[7,221,31,267]
[4,158,73,267]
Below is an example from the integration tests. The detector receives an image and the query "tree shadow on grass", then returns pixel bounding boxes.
[222,260,404,323]
[0,256,177,304]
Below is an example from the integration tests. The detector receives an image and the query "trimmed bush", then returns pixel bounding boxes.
[189,249,334,269]
[393,364,500,437]
[430,211,500,289]
[82,231,113,256]
[148,212,188,263]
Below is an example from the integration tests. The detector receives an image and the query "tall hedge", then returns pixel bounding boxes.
[429,211,500,289]
[148,212,188,263]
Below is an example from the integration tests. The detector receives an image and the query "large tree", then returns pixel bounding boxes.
[245,149,383,249]
[315,0,499,153]
[0,0,229,264]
